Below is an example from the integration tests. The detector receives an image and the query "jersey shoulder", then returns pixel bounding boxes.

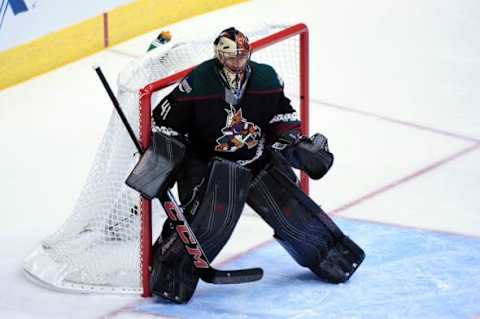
[249,61,284,91]
[175,59,222,98]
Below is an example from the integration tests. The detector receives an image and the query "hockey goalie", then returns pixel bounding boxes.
[126,27,365,304]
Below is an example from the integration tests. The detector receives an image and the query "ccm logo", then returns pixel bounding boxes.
[163,201,208,268]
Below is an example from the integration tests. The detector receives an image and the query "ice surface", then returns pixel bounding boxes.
[1,0,479,318]
[136,219,480,319]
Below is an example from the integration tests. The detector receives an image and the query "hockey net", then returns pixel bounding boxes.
[23,23,309,296]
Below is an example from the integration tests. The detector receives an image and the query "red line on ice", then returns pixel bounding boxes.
[329,142,480,215]
[311,98,480,143]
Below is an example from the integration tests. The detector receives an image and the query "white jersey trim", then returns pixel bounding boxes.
[152,124,180,137]
[268,111,299,124]
[236,137,265,166]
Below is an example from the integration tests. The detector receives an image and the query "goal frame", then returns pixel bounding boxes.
[138,23,310,297]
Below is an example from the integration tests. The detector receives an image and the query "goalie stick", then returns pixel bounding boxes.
[94,65,263,284]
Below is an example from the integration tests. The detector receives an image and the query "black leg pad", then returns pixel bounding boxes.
[248,153,365,283]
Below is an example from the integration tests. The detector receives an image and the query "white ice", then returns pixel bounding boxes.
[0,0,479,318]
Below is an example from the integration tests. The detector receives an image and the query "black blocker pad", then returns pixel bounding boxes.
[125,132,185,200]
[247,154,365,283]
[150,158,252,303]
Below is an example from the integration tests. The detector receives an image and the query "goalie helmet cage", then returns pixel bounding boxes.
[23,23,310,297]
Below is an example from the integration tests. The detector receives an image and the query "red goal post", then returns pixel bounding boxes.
[138,23,310,296]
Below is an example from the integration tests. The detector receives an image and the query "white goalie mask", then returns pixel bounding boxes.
[214,27,251,77]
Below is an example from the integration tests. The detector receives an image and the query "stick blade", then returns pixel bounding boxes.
[198,267,264,284]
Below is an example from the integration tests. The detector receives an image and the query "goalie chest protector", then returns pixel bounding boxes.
[152,59,295,164]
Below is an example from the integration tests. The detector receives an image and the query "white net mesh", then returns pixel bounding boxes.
[23,24,304,294]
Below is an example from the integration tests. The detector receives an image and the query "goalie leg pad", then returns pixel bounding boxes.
[247,156,365,283]
[150,159,252,303]
[126,132,185,199]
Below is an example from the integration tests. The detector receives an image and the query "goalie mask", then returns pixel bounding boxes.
[214,27,251,91]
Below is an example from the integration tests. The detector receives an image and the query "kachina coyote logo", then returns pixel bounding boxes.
[215,106,261,152]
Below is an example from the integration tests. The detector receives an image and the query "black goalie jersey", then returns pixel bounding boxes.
[152,59,301,168]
